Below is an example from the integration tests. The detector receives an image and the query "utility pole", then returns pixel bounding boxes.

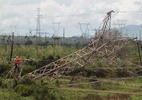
[8,32,14,63]
[137,42,142,65]
[140,2,142,50]
[10,32,14,62]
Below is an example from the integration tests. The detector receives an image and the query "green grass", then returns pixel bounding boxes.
[0,88,34,100]
[0,44,142,99]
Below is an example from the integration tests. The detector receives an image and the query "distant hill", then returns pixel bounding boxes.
[122,25,142,39]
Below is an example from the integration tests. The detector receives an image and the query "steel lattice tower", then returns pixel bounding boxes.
[36,7,41,44]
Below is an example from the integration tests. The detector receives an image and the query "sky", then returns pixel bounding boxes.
[0,0,142,37]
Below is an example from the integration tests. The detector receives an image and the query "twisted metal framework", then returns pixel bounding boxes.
[27,10,135,80]
[6,10,136,80]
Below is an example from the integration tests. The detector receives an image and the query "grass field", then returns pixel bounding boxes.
[0,44,142,99]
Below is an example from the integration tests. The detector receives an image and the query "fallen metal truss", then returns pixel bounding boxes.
[27,10,135,80]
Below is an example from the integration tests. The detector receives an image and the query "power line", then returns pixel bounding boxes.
[0,10,141,21]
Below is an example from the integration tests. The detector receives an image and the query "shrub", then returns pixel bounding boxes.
[0,63,11,76]
[116,69,132,77]
[0,91,21,100]
[0,77,2,86]
[47,55,54,61]
[0,78,7,88]
[55,55,60,60]
[20,77,35,85]
[33,86,55,100]
[94,69,109,78]
[83,94,102,100]
[55,79,60,87]
[14,84,34,96]
[22,65,36,75]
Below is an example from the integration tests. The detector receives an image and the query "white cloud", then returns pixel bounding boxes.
[0,0,141,37]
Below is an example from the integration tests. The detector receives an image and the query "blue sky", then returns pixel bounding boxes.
[0,0,141,37]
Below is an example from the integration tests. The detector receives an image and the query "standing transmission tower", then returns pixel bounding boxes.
[78,23,90,43]
[113,19,127,35]
[52,22,60,45]
[36,7,41,44]
[78,23,90,39]
[52,22,60,37]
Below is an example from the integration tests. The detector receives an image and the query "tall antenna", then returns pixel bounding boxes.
[36,7,41,44]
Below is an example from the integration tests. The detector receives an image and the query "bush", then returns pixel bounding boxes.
[0,91,21,100]
[0,63,11,76]
[0,78,7,88]
[83,94,102,100]
[55,55,60,60]
[0,77,2,86]
[116,69,132,77]
[22,65,36,75]
[94,69,110,78]
[26,54,55,69]
[47,55,54,61]
[14,77,36,96]
[55,79,60,87]
[19,77,35,85]
[33,86,55,100]
[14,84,34,96]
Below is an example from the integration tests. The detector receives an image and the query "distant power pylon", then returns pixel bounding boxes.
[28,29,33,37]
[78,23,90,43]
[10,26,16,34]
[113,19,127,35]
[117,20,126,28]
[52,22,60,37]
[0,29,4,35]
[41,31,49,42]
[62,28,65,44]
[36,7,42,44]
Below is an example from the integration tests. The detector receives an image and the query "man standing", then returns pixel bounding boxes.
[14,56,21,72]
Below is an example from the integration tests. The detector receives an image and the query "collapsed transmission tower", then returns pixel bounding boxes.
[7,10,136,81]
[23,10,135,80]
